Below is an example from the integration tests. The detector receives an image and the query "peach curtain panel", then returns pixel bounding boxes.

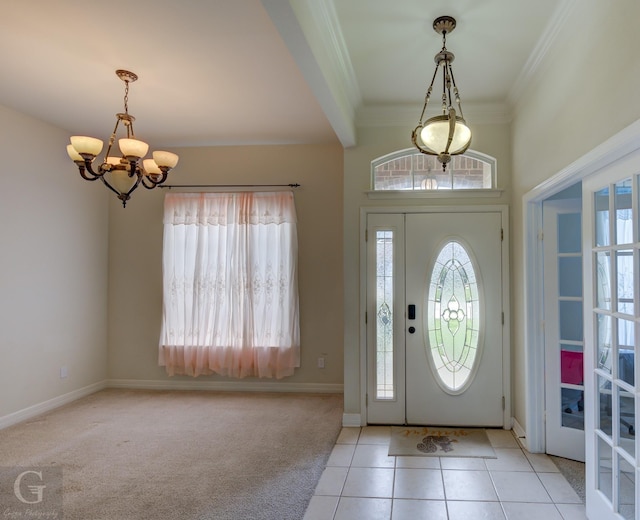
[159,192,300,379]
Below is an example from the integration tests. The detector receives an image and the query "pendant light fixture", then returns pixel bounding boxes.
[66,70,179,207]
[411,16,471,170]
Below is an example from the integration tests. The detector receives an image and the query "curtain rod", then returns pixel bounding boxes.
[159,183,300,189]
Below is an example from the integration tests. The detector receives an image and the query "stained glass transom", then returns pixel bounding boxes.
[376,230,394,399]
[427,240,480,392]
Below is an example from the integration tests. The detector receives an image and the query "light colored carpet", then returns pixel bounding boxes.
[549,455,586,502]
[0,389,343,520]
[389,426,496,458]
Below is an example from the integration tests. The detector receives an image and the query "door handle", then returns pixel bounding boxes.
[408,304,416,320]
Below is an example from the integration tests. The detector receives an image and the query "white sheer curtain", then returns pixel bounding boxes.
[159,191,300,379]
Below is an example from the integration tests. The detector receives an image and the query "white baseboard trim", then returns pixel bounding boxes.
[106,379,344,394]
[342,413,362,427]
[0,380,107,431]
[512,417,530,451]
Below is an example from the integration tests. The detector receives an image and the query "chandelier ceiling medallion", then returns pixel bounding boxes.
[66,69,179,207]
[411,16,471,170]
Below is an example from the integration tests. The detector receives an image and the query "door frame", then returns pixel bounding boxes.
[523,118,640,454]
[359,204,511,427]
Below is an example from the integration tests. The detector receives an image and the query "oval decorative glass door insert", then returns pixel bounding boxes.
[427,240,481,394]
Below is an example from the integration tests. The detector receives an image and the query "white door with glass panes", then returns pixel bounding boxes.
[584,150,640,520]
[543,199,585,462]
[366,209,506,426]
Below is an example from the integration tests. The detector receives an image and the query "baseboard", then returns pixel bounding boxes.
[0,380,107,431]
[342,413,362,427]
[512,417,528,450]
[106,379,344,394]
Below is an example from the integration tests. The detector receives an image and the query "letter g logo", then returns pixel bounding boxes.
[13,470,46,504]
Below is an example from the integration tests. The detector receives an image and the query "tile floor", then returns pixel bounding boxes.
[303,426,587,520]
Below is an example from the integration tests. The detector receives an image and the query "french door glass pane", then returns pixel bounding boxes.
[618,389,635,456]
[598,374,613,436]
[561,344,584,384]
[619,453,635,519]
[615,179,633,245]
[561,387,584,430]
[559,256,582,297]
[616,250,634,315]
[559,300,583,342]
[595,187,610,247]
[376,230,394,399]
[596,251,612,310]
[597,434,613,502]
[597,314,612,373]
[617,318,634,386]
[558,212,582,253]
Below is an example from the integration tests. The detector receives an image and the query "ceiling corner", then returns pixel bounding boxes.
[262,0,360,147]
[507,0,579,107]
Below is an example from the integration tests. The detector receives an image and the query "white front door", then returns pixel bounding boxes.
[543,199,586,461]
[366,208,507,427]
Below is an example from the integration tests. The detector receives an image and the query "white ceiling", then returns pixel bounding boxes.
[0,0,572,150]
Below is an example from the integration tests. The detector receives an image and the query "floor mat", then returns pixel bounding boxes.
[389,426,497,458]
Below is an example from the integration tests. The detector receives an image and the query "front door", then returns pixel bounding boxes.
[366,209,506,426]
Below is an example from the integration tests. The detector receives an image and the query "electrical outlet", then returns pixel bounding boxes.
[60,366,68,379]
[317,357,325,369]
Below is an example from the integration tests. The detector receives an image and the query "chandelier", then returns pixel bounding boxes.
[66,70,179,207]
[411,16,471,170]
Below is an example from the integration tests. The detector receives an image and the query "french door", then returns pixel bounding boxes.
[543,199,586,461]
[584,149,640,520]
[366,208,508,427]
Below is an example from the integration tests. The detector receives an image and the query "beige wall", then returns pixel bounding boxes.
[511,1,640,431]
[343,122,512,418]
[0,104,109,419]
[107,143,344,387]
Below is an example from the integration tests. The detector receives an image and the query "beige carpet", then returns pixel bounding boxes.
[0,389,343,520]
[389,426,496,458]
[549,455,586,502]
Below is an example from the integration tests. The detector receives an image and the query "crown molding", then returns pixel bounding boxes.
[263,0,359,147]
[356,102,512,128]
[508,0,578,106]
[295,0,361,111]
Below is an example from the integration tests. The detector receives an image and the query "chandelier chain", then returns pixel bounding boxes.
[411,16,472,169]
[123,80,130,115]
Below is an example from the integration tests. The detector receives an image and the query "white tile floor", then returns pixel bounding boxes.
[303,426,587,520]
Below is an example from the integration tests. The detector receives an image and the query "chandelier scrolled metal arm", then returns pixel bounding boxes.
[411,16,471,171]
[66,70,179,207]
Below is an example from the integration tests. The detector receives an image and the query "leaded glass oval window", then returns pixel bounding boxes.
[426,240,481,394]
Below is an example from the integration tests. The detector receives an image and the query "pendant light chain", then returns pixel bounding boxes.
[411,16,472,170]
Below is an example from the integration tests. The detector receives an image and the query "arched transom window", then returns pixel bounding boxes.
[372,149,496,191]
